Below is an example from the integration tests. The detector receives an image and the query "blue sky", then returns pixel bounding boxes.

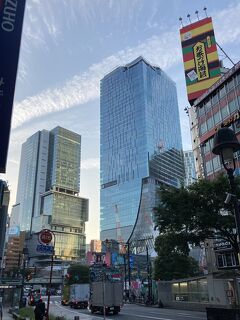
[1,0,240,242]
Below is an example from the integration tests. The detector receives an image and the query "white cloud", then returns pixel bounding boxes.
[13,2,240,129]
[81,158,100,170]
[214,2,240,46]
[13,29,180,129]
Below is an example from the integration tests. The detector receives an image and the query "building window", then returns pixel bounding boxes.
[216,252,237,268]
[219,86,226,98]
[221,105,229,120]
[217,254,224,268]
[205,99,211,112]
[212,93,219,106]
[203,141,210,154]
[198,106,205,117]
[200,122,207,135]
[213,111,221,125]
[229,99,237,114]
[212,156,220,170]
[207,117,214,130]
[206,160,213,174]
[228,78,235,91]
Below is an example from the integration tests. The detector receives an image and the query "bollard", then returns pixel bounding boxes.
[74,316,80,320]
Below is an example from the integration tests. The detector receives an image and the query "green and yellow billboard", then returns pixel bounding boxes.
[180,17,221,105]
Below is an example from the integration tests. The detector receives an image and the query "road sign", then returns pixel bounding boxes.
[39,229,53,245]
[36,244,54,254]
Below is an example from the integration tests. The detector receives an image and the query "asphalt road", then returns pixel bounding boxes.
[47,297,207,320]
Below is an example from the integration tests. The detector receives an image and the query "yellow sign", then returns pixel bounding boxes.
[193,42,209,81]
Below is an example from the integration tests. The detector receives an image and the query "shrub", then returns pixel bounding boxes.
[19,307,35,320]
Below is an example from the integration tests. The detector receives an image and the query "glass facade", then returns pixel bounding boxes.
[100,57,184,245]
[14,126,88,260]
[47,127,81,193]
[172,278,209,302]
[15,130,49,231]
[183,150,196,186]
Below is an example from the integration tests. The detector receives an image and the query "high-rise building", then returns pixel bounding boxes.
[100,57,184,246]
[4,231,26,271]
[183,150,196,186]
[13,126,88,260]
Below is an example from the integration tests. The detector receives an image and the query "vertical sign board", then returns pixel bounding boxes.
[0,0,26,173]
[180,17,221,106]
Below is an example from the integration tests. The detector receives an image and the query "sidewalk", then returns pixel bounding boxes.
[3,308,13,320]
[50,304,111,320]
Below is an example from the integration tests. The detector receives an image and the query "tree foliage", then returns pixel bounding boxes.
[154,253,199,281]
[154,174,240,280]
[65,264,89,285]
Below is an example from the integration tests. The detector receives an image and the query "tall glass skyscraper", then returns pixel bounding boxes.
[13,127,88,260]
[100,57,184,248]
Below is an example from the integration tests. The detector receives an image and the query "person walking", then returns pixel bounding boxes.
[34,299,45,320]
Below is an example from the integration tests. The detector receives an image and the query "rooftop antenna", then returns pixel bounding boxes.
[179,17,184,28]
[203,7,208,17]
[195,10,199,21]
[187,14,191,24]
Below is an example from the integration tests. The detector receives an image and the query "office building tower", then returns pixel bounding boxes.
[13,126,88,260]
[14,130,49,231]
[100,56,184,247]
[183,150,196,186]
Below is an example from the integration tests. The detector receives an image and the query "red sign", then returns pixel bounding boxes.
[39,229,53,245]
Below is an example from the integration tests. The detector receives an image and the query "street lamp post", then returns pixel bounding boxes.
[146,245,152,304]
[46,231,55,320]
[212,127,240,249]
[19,247,29,308]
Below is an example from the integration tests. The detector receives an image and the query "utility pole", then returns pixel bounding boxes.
[102,271,106,320]
[127,241,131,300]
[19,247,29,308]
[146,245,152,304]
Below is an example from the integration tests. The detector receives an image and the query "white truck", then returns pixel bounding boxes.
[89,280,123,315]
[69,284,89,309]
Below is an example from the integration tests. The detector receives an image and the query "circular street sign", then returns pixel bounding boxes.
[39,229,53,245]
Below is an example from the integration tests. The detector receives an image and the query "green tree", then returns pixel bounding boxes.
[65,264,89,285]
[154,174,240,280]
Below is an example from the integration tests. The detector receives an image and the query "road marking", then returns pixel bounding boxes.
[177,315,205,319]
[121,313,172,320]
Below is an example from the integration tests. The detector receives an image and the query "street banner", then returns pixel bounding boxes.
[0,0,26,172]
[180,17,221,105]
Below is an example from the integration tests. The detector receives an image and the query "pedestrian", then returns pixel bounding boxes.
[34,299,46,320]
